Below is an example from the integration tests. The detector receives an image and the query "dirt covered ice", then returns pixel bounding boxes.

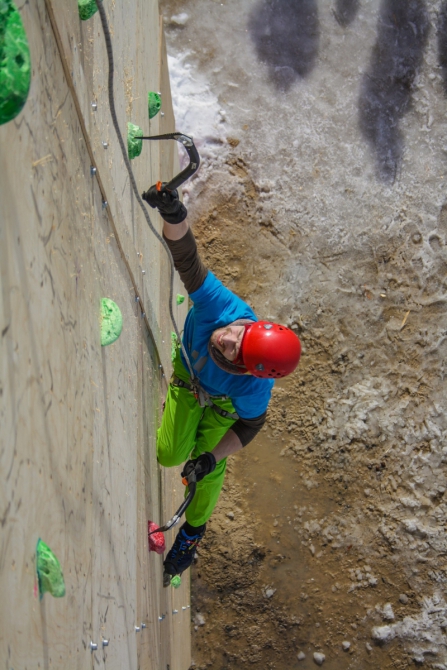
[162,0,447,667]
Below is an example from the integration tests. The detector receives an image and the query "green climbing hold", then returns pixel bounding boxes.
[170,574,181,588]
[148,91,161,119]
[100,298,123,346]
[0,0,31,126]
[176,294,185,305]
[78,0,98,21]
[171,331,179,362]
[36,539,66,599]
[127,122,143,160]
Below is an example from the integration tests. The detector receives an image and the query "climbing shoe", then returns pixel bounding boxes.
[163,523,205,578]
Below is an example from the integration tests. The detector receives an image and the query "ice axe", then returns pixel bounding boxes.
[148,461,197,536]
[135,132,200,191]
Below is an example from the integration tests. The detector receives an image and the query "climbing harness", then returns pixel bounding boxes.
[171,376,239,421]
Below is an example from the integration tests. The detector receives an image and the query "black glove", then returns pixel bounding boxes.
[142,183,187,224]
[182,452,216,483]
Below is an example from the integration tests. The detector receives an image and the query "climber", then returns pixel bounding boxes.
[142,184,302,580]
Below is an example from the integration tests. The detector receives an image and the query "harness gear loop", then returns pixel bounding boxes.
[171,376,240,421]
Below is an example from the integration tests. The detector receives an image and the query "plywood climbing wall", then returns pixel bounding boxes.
[0,1,191,668]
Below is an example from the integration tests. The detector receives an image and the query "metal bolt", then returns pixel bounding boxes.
[91,102,97,111]
[135,296,140,302]
[102,200,108,209]
[90,642,98,651]
[102,141,108,149]
[182,607,187,610]
[173,609,178,614]
[142,270,146,275]
[141,623,147,629]
[90,166,97,176]
[135,626,140,632]
[157,91,161,96]
[161,112,165,117]
[158,615,166,621]
[102,639,109,647]
[142,313,146,318]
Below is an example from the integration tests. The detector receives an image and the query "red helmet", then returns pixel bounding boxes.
[241,321,301,378]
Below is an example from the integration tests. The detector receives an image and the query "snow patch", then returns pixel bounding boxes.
[371,595,447,663]
[167,53,230,204]
[170,12,189,26]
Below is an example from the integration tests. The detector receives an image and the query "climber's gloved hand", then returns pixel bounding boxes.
[182,452,217,483]
[142,183,187,224]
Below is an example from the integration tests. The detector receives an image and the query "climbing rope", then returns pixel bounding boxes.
[94,0,196,381]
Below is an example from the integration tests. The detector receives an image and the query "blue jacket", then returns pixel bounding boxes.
[181,271,274,419]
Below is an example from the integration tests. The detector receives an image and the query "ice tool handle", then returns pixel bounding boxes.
[147,466,197,536]
[136,132,200,191]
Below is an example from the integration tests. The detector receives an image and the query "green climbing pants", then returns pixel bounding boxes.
[157,350,237,527]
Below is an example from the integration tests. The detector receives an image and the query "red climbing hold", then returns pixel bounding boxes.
[148,521,165,554]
